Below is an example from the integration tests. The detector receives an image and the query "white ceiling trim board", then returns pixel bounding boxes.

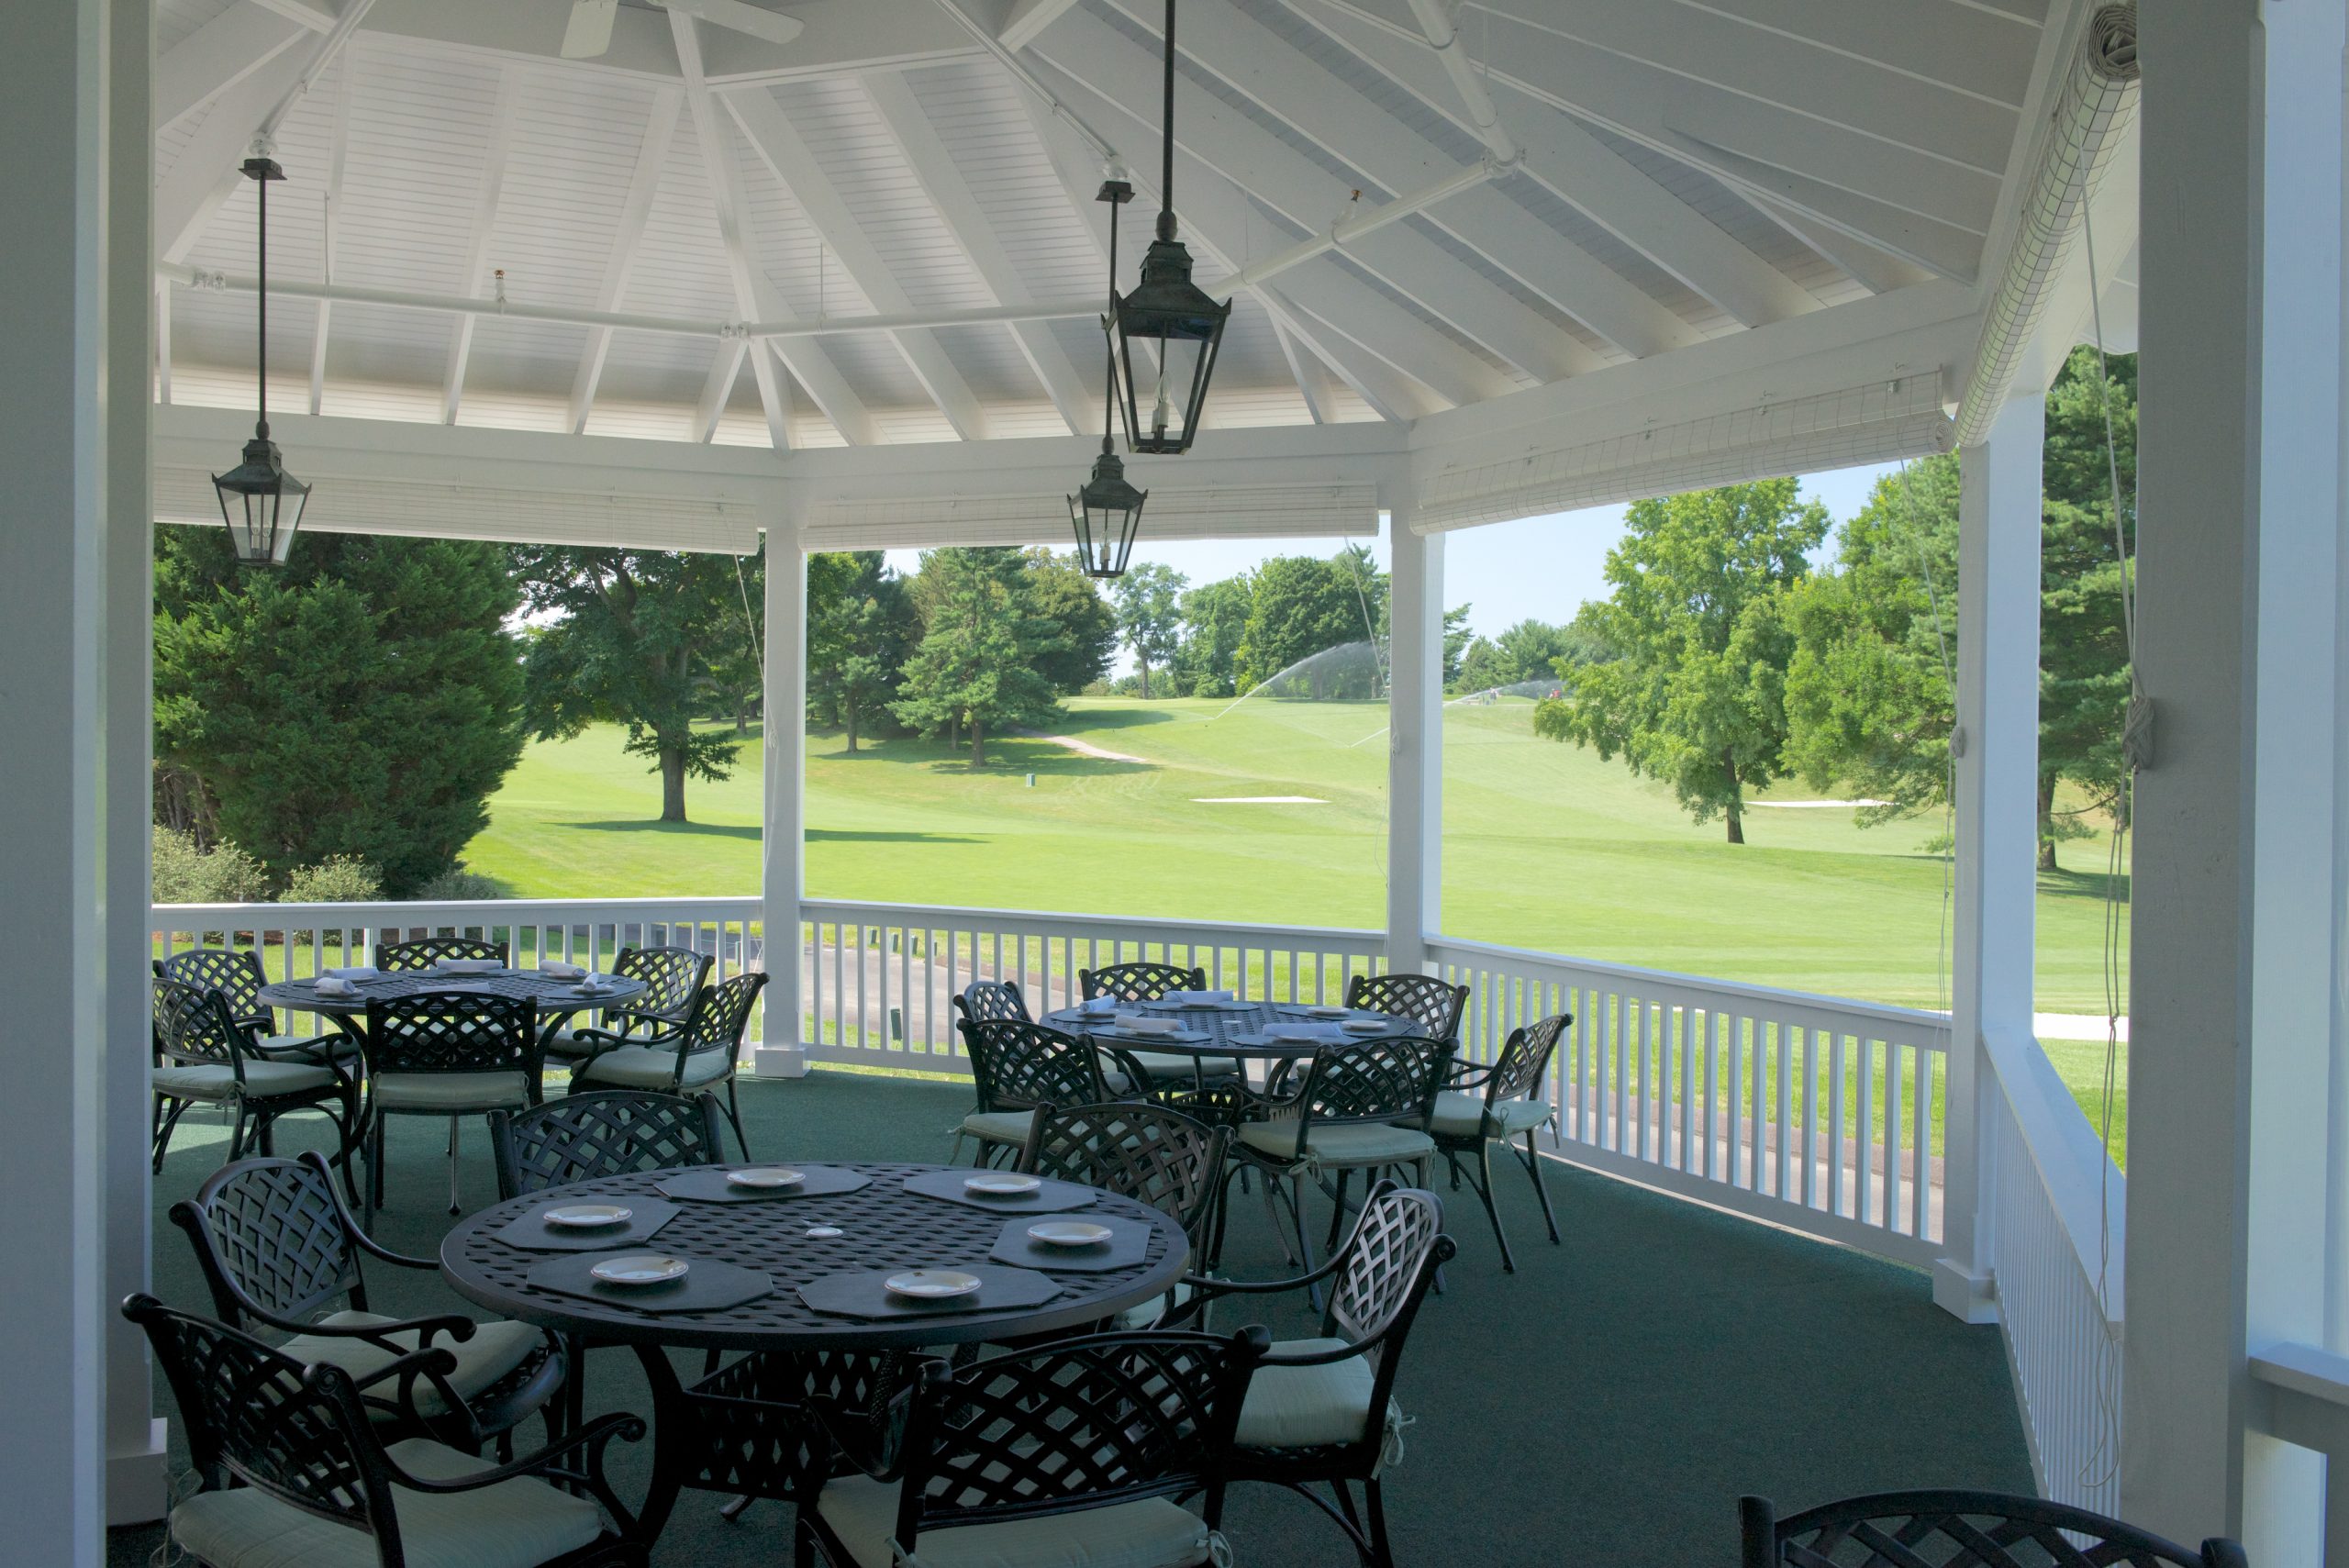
[439,69,523,425]
[569,86,685,434]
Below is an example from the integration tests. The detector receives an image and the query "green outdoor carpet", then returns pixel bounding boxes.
[112,1071,2030,1567]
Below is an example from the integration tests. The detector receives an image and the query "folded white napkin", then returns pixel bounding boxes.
[573,973,615,994]
[1164,989,1236,1005]
[1340,1018,1388,1034]
[313,976,358,998]
[323,965,379,982]
[540,961,586,980]
[1078,996,1118,1016]
[434,956,504,973]
[1116,1012,1179,1035]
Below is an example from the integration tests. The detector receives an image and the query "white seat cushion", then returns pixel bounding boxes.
[1127,1051,1244,1079]
[154,1060,337,1102]
[369,1071,532,1111]
[573,1046,733,1091]
[1237,1119,1434,1167]
[283,1310,543,1418]
[962,1109,1034,1146]
[1429,1091,1551,1140]
[1115,1279,1196,1331]
[1235,1338,1387,1451]
[817,1473,1217,1568]
[170,1435,603,1568]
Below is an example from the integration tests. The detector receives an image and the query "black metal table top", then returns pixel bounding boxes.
[1037,999,1418,1062]
[259,968,650,1016]
[439,1162,1186,1351]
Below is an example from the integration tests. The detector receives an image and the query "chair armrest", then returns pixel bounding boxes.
[250,1303,483,1346]
[1444,1061,1495,1089]
[382,1409,646,1498]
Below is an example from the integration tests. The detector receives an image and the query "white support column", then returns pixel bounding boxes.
[104,0,163,1525]
[1386,508,1442,974]
[0,0,128,1560]
[757,509,808,1075]
[1936,392,2044,1324]
[2124,2,2343,1556]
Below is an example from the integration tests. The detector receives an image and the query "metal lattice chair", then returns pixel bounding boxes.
[152,976,360,1190]
[540,944,710,1067]
[1078,961,1245,1084]
[1345,972,1469,1041]
[1230,1036,1453,1275]
[376,934,511,972]
[489,1090,729,1198]
[1739,1491,2249,1568]
[950,1017,1141,1168]
[1166,1182,1455,1568]
[361,990,541,1222]
[796,1328,1269,1568]
[124,1294,641,1568]
[567,971,767,1160]
[154,946,356,1065]
[1019,1103,1231,1320]
[169,1151,569,1453]
[1423,1012,1571,1271]
[952,978,1030,1026]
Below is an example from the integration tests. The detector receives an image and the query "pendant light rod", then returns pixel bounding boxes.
[254,160,270,439]
[1160,0,1176,239]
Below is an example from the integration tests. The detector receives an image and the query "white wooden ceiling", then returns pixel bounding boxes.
[154,0,2078,454]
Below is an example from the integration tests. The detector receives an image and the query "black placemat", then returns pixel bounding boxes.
[986,1213,1154,1273]
[523,1253,774,1314]
[490,1197,680,1251]
[1139,997,1255,1013]
[901,1169,1099,1213]
[797,1264,1062,1321]
[656,1164,874,1204]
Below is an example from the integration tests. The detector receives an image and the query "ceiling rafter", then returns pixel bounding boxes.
[1085,0,1693,362]
[439,69,524,425]
[1285,0,1817,327]
[674,11,878,450]
[155,45,317,264]
[567,86,685,434]
[692,339,749,442]
[860,69,1097,437]
[997,0,1084,50]
[1023,54,1458,417]
[1751,195,1932,297]
[155,0,309,128]
[1271,317,1334,423]
[721,86,992,441]
[307,61,353,414]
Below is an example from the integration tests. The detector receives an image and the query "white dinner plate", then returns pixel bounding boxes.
[1302,1006,1349,1019]
[1269,1026,1322,1043]
[728,1167,805,1189]
[1028,1221,1113,1248]
[964,1173,1041,1196]
[589,1253,688,1285]
[885,1269,984,1299]
[543,1204,631,1229]
[1341,1018,1390,1034]
[804,1226,845,1240]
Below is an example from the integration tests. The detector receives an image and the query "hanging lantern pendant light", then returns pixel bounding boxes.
[212,156,312,567]
[1072,179,1147,580]
[1109,0,1229,457]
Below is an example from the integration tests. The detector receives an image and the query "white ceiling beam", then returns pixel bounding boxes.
[154,46,316,264]
[1287,0,1815,328]
[245,0,334,30]
[1089,0,1687,362]
[692,339,748,443]
[1023,56,1455,417]
[1752,195,1932,296]
[674,13,874,450]
[859,70,1096,436]
[567,86,684,434]
[307,62,353,414]
[155,1,310,128]
[439,71,522,424]
[722,87,991,440]
[1271,317,1334,424]
[1670,0,2041,108]
[996,0,1082,50]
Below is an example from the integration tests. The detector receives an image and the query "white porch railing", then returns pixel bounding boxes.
[1426,935,1954,1268]
[1980,1024,2126,1515]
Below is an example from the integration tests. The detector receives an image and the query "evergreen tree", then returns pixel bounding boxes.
[510,544,761,824]
[153,528,524,893]
[892,548,1065,764]
[1172,576,1251,696]
[1021,549,1120,695]
[1109,562,1187,697]
[1231,554,1374,696]
[807,550,916,753]
[1533,479,1830,842]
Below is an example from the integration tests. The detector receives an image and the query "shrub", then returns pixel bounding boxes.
[152,827,272,905]
[411,865,507,902]
[282,856,384,905]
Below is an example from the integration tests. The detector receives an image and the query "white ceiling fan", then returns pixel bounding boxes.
[562,0,805,61]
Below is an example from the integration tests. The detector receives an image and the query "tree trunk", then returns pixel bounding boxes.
[2037,774,2059,871]
[843,700,860,755]
[734,700,750,737]
[1138,661,1151,699]
[1723,752,1744,844]
[660,747,688,823]
[969,715,986,766]
[948,714,959,752]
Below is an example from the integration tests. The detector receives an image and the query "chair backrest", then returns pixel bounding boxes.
[1739,1490,2249,1568]
[124,1296,399,1557]
[958,1018,1111,1113]
[490,1090,729,1198]
[1486,1013,1571,1108]
[374,934,510,972]
[171,1154,364,1330]
[679,972,769,1060]
[156,947,270,1023]
[364,990,538,1077]
[1318,1184,1454,1460]
[1295,1035,1453,1133]
[888,1329,1266,1556]
[154,976,250,1076]
[1019,1104,1229,1238]
[950,979,1030,1027]
[1079,961,1209,1004]
[610,945,711,1022]
[1346,972,1469,1040]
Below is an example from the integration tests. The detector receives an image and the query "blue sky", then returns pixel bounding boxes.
[886,459,1899,670]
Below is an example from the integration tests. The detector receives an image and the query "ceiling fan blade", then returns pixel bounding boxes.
[561,0,618,59]
[665,0,805,48]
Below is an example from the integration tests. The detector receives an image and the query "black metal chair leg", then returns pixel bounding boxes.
[1474,1139,1515,1273]
[1291,1172,1323,1311]
[724,1078,751,1161]
[447,1116,463,1217]
[228,1104,251,1162]
[152,1098,190,1173]
[1523,1129,1561,1243]
[1364,1477,1397,1568]
[1324,1167,1353,1251]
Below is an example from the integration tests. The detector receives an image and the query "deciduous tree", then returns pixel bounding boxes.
[1110,562,1187,697]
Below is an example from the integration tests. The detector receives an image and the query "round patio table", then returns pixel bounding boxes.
[258,967,651,1054]
[439,1160,1187,1538]
[1038,997,1423,1073]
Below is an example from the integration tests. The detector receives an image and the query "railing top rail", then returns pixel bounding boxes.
[796,897,1386,949]
[153,896,763,921]
[1425,932,1952,1035]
